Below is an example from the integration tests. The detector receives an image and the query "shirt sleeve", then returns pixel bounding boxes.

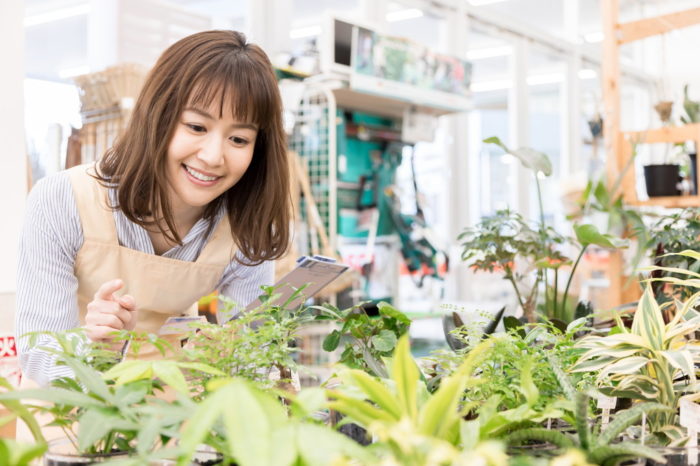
[15,174,82,385]
[216,255,274,322]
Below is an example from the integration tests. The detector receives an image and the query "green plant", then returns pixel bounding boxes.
[182,287,314,391]
[504,391,669,465]
[645,210,700,302]
[313,301,411,378]
[0,439,47,466]
[173,378,374,466]
[459,208,566,323]
[326,335,510,465]
[0,331,219,460]
[571,284,700,437]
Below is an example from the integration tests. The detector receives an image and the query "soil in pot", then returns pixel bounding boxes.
[644,164,681,197]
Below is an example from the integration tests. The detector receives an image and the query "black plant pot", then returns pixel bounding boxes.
[643,164,681,197]
[330,410,372,446]
[44,450,129,465]
[690,152,698,195]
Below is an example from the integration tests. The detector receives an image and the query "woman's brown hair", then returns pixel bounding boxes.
[97,30,290,265]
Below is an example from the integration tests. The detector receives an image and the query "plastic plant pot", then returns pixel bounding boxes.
[44,439,129,465]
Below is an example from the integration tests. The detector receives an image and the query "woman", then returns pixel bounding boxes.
[16,30,291,386]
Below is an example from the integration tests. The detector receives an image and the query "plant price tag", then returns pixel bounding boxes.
[680,398,700,466]
[597,395,616,410]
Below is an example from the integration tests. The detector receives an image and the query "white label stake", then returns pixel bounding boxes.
[597,395,616,430]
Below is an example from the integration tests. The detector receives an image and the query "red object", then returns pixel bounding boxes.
[0,335,17,358]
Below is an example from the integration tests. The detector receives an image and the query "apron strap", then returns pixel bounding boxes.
[196,214,237,266]
[68,163,118,244]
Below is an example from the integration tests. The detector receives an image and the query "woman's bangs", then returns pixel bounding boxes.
[188,63,274,128]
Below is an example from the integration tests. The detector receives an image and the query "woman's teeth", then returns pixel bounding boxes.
[184,165,218,181]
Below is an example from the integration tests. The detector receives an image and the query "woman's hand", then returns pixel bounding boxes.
[84,279,137,342]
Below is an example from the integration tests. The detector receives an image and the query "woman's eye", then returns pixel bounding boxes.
[231,136,249,145]
[186,123,206,133]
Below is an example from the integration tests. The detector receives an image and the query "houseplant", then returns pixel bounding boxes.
[570,284,700,440]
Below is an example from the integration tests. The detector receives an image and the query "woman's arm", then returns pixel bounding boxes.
[15,174,82,385]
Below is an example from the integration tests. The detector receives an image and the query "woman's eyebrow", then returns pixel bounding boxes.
[183,107,258,130]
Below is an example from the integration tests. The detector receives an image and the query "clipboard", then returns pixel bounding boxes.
[239,255,350,315]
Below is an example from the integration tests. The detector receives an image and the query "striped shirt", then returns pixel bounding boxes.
[16,171,273,385]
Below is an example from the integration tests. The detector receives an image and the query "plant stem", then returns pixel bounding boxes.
[506,274,526,314]
[553,268,559,321]
[562,246,587,317]
[535,175,546,231]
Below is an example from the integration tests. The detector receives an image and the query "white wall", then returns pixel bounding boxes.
[0,1,27,330]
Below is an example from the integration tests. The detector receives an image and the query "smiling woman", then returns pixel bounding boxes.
[15,30,291,388]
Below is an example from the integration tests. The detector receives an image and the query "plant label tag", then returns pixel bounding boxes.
[159,316,207,335]
[680,398,700,431]
[597,395,616,410]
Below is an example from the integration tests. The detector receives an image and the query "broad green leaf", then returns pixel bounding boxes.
[287,387,327,419]
[574,224,628,249]
[483,136,552,176]
[370,330,397,352]
[62,358,113,402]
[377,302,411,326]
[344,370,402,420]
[599,356,649,378]
[327,391,395,426]
[152,361,188,393]
[322,330,341,352]
[391,335,419,421]
[78,410,117,453]
[417,373,466,440]
[176,389,227,466]
[223,380,287,466]
[102,360,153,385]
[660,350,696,384]
[0,388,103,410]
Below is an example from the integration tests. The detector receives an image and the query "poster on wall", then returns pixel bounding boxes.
[351,26,472,112]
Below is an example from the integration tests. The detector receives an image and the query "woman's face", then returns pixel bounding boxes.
[165,99,258,219]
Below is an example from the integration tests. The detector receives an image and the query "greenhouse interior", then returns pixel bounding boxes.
[1,0,700,464]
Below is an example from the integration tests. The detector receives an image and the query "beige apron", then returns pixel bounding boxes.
[17,163,235,443]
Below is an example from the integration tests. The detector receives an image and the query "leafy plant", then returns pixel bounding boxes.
[313,301,411,378]
[504,391,670,465]
[326,335,509,465]
[174,378,374,466]
[571,284,700,436]
[645,210,700,302]
[182,287,314,391]
[0,439,47,466]
[0,332,217,460]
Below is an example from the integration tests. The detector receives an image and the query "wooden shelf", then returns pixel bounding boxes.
[601,0,700,306]
[627,195,700,208]
[618,7,700,45]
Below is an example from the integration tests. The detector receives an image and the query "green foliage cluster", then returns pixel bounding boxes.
[313,301,411,378]
[182,286,313,391]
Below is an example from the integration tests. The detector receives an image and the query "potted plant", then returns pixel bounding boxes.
[570,283,700,441]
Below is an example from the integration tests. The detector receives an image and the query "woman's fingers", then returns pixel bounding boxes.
[93,279,124,301]
[85,280,138,342]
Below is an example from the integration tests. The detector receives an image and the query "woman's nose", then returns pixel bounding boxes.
[196,135,224,166]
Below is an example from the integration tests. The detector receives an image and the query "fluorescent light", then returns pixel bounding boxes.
[578,69,598,79]
[468,0,510,5]
[24,4,90,27]
[386,8,424,22]
[471,79,511,92]
[466,45,512,60]
[527,73,564,85]
[583,31,604,43]
[58,65,90,79]
[289,25,322,39]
